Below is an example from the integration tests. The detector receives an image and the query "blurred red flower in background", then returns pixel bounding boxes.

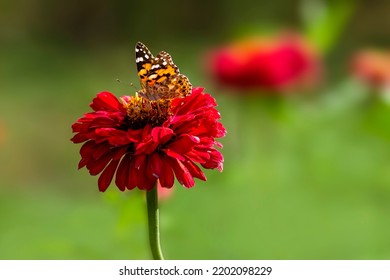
[157,182,174,200]
[351,49,390,89]
[206,33,322,92]
[71,87,226,192]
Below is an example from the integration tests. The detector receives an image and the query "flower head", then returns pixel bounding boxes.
[351,49,390,89]
[207,33,321,92]
[71,87,226,192]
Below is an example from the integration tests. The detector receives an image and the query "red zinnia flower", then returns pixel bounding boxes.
[207,33,322,92]
[71,87,226,192]
[351,49,390,89]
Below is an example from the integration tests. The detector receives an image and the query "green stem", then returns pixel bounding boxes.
[146,184,164,260]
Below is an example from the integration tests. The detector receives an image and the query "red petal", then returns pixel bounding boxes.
[135,155,156,190]
[134,154,146,169]
[144,156,158,190]
[201,149,224,171]
[90,92,122,111]
[91,143,110,160]
[79,141,95,158]
[88,152,113,175]
[71,122,83,133]
[135,139,158,155]
[98,159,120,192]
[164,134,198,154]
[186,148,210,163]
[182,160,206,181]
[160,164,174,189]
[95,128,130,146]
[151,127,174,145]
[150,153,174,188]
[164,149,186,161]
[127,156,138,190]
[126,129,143,142]
[112,146,128,161]
[71,133,89,144]
[115,153,131,191]
[167,157,195,188]
[78,158,88,169]
[150,152,163,178]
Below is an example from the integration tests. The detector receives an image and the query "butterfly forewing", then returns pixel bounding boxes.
[135,42,153,72]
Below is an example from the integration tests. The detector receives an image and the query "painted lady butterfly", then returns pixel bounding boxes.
[135,42,192,100]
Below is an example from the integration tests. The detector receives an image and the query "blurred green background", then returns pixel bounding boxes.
[2,0,390,259]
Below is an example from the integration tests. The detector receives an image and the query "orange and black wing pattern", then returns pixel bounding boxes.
[135,42,192,100]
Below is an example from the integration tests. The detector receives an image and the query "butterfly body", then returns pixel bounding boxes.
[135,42,192,100]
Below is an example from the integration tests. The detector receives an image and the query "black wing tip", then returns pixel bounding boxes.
[136,41,146,48]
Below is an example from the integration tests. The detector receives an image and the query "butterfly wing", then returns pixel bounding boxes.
[136,42,154,71]
[135,42,192,100]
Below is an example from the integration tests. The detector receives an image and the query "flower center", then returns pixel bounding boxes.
[123,95,171,129]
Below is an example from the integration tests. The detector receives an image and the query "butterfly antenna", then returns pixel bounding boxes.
[130,82,140,91]
[116,79,140,91]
